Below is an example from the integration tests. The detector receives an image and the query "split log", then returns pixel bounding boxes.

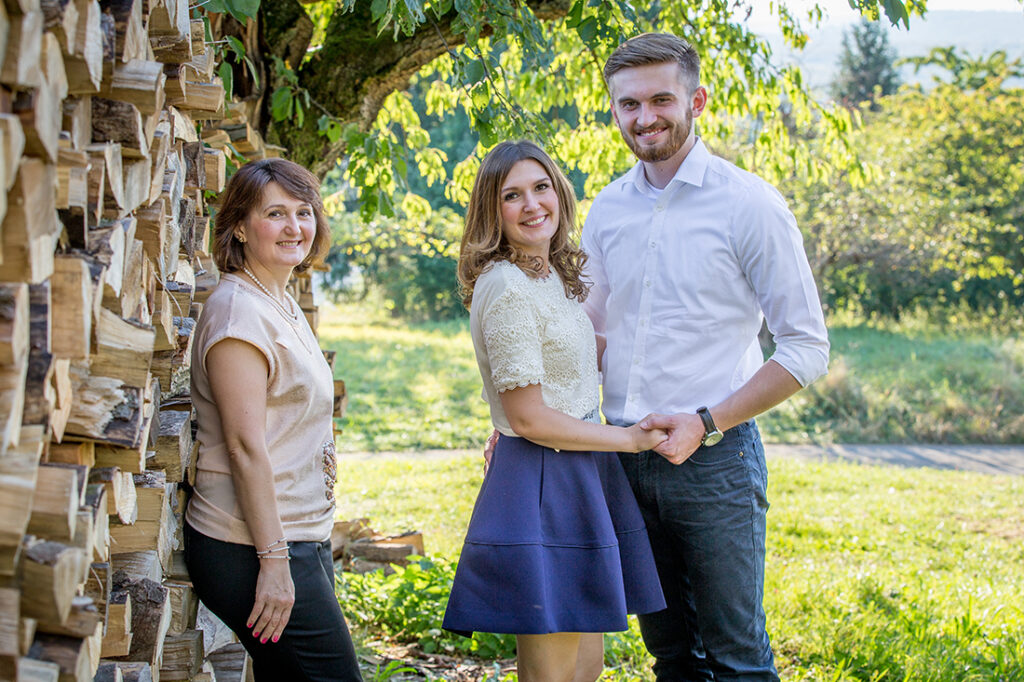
[64,0,105,94]
[26,632,94,682]
[146,0,188,62]
[157,630,201,681]
[13,656,61,681]
[89,308,154,389]
[50,256,92,360]
[87,467,136,524]
[91,99,147,158]
[48,359,72,443]
[151,290,177,352]
[111,661,151,682]
[162,582,195,637]
[176,77,223,119]
[118,238,145,323]
[181,140,204,192]
[107,574,169,670]
[0,159,59,285]
[13,77,61,163]
[41,30,68,99]
[0,283,29,367]
[40,0,78,54]
[100,0,145,63]
[61,97,91,151]
[19,539,86,625]
[56,148,89,211]
[20,282,54,431]
[93,661,123,682]
[26,464,80,543]
[108,551,158,584]
[108,473,169,565]
[36,596,99,638]
[65,362,147,452]
[1,587,18,678]
[81,561,110,627]
[0,359,29,456]
[118,158,149,215]
[1,10,43,88]
[99,60,165,116]
[206,642,248,682]
[45,441,94,467]
[84,484,109,561]
[149,409,189,483]
[99,589,130,657]
[86,142,123,215]
[0,427,42,576]
[0,114,26,192]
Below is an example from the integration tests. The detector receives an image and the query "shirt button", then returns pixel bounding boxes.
[654,204,664,212]
[644,279,651,288]
[649,241,656,249]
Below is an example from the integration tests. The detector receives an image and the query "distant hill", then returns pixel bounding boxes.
[761,10,1024,93]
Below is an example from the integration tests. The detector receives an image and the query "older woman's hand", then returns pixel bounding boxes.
[248,559,295,644]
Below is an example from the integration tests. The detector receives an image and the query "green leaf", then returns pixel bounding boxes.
[464,59,485,85]
[577,17,599,46]
[270,86,293,121]
[224,0,261,22]
[217,61,233,100]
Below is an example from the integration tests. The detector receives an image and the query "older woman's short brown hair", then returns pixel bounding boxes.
[212,158,330,274]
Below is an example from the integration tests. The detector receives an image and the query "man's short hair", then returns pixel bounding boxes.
[604,33,700,92]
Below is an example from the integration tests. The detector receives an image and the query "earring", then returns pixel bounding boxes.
[236,233,246,243]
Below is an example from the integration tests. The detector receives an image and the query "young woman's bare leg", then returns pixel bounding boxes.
[516,633,582,682]
[572,632,605,682]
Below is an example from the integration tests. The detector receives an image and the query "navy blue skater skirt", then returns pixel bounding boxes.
[442,435,666,635]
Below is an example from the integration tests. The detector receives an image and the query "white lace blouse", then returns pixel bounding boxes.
[470,260,600,437]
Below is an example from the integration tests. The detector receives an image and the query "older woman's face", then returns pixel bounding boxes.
[234,181,316,275]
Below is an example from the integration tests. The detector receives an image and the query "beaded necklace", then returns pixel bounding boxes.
[241,265,298,320]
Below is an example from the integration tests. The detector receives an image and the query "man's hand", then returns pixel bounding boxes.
[482,429,499,474]
[638,412,705,465]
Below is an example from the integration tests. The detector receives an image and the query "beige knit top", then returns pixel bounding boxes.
[186,273,337,544]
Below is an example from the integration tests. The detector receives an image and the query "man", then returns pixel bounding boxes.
[581,33,830,680]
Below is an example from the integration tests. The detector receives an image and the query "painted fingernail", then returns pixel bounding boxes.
[272,635,279,643]
[246,622,253,628]
[253,630,260,638]
[260,637,268,644]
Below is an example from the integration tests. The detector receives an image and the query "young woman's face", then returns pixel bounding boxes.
[499,159,559,261]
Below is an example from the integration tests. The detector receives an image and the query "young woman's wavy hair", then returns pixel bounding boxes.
[458,141,588,308]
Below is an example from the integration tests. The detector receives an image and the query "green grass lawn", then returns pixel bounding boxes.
[335,453,1024,681]
[319,303,1024,452]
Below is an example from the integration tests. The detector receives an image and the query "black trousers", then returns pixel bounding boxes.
[184,523,362,681]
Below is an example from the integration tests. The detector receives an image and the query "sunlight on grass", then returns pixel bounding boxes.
[321,302,1024,452]
[335,454,1024,680]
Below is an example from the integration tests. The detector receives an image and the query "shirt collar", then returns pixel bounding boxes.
[622,137,710,194]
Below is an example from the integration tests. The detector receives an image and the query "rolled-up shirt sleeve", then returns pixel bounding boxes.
[732,183,830,386]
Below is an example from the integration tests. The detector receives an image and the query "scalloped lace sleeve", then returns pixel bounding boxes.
[481,285,544,393]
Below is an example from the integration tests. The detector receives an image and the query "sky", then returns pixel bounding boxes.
[744,0,1024,31]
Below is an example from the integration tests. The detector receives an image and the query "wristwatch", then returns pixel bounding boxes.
[697,407,723,447]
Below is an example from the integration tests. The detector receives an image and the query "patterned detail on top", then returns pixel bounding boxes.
[322,439,337,504]
[479,260,599,421]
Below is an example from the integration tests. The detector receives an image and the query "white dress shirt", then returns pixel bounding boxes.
[581,139,829,426]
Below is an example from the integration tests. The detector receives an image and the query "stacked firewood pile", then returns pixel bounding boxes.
[0,1,336,680]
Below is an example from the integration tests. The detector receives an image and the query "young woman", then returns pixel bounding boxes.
[442,141,667,682]
[184,158,361,681]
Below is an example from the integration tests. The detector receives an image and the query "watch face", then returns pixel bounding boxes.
[703,431,724,447]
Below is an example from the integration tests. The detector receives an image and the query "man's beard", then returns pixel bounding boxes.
[623,114,691,163]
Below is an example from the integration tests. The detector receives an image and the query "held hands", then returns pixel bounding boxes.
[626,422,669,453]
[482,429,500,474]
[247,558,295,645]
[638,412,705,465]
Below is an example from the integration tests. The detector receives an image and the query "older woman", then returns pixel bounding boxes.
[442,141,667,682]
[184,158,361,681]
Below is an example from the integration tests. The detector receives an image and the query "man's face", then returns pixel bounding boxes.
[608,61,705,163]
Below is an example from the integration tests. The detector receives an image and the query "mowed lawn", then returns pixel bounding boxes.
[319,303,1024,452]
[334,453,1024,681]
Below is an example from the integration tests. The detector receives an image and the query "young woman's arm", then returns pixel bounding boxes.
[500,384,666,453]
